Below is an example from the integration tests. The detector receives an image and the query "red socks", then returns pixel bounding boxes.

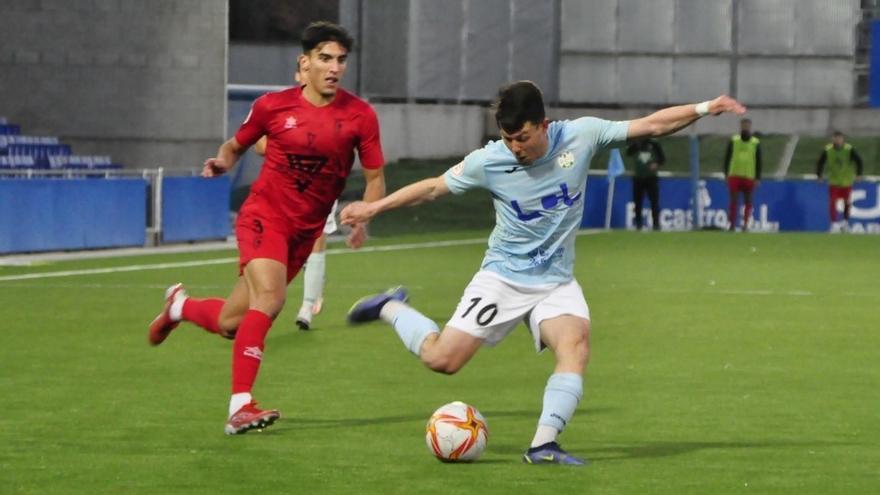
[182,298,225,334]
[180,301,274,394]
[728,202,754,230]
[231,309,273,394]
[743,204,753,229]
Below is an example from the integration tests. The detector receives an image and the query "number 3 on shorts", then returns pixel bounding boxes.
[460,297,499,326]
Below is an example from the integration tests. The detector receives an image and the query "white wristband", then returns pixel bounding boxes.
[695,101,711,116]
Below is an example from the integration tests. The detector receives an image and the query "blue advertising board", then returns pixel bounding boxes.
[582,175,880,233]
[0,179,146,253]
[161,176,231,242]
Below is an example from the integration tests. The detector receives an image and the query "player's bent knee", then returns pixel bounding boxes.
[422,352,464,375]
[559,321,591,364]
[218,315,242,335]
[251,290,286,318]
[217,313,244,339]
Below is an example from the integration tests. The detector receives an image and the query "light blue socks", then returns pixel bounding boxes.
[537,372,583,432]
[380,301,439,355]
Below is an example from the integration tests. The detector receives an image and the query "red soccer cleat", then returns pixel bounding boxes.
[148,283,187,346]
[224,402,281,435]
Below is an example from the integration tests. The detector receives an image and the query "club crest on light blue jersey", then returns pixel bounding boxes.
[444,117,629,285]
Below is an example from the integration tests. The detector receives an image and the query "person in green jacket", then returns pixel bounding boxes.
[723,119,762,232]
[817,131,864,232]
[626,138,665,230]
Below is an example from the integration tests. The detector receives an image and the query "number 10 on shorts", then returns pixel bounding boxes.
[461,297,498,326]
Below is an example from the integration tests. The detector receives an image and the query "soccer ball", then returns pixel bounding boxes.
[425,401,489,462]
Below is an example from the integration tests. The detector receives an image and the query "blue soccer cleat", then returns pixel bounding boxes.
[347,286,409,324]
[522,442,587,466]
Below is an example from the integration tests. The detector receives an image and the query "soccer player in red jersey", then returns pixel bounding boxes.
[148,22,387,434]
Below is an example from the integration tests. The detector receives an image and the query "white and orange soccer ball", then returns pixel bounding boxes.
[425,401,489,462]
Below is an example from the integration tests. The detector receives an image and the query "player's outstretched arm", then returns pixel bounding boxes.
[202,137,247,177]
[341,174,450,225]
[627,95,746,139]
[346,167,387,249]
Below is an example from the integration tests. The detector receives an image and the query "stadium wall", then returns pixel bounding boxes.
[374,104,484,163]
[0,0,228,170]
[342,0,861,108]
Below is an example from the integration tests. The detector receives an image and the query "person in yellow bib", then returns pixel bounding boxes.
[816,131,864,232]
[723,119,762,232]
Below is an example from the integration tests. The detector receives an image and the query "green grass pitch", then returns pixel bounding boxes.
[1,231,877,494]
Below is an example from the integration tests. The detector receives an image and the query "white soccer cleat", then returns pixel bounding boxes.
[295,305,312,331]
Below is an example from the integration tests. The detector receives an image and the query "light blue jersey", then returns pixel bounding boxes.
[443,117,629,285]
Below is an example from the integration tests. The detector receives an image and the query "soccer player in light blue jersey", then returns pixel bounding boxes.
[341,81,745,465]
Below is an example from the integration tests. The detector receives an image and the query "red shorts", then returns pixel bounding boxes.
[727,176,755,195]
[829,185,852,204]
[235,209,321,283]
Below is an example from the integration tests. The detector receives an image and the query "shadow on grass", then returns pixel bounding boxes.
[273,407,615,431]
[490,439,855,462]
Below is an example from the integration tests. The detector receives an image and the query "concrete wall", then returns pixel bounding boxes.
[559,0,859,106]
[374,104,484,163]
[347,0,559,102]
[341,0,862,107]
[0,0,227,170]
[228,42,298,86]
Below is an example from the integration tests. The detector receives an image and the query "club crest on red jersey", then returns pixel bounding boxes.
[284,116,297,129]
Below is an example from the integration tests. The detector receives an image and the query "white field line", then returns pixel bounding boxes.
[0,282,426,291]
[0,258,236,282]
[0,237,488,282]
[0,230,606,283]
[653,288,815,297]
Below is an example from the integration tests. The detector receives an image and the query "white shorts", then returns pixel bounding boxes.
[323,200,339,235]
[446,270,590,352]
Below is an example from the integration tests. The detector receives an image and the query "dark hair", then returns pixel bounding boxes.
[832,130,844,137]
[494,81,545,133]
[301,21,353,53]
[740,118,752,125]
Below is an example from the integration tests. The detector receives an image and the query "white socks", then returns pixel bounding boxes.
[302,252,326,307]
[530,425,559,448]
[229,392,252,417]
[532,373,584,447]
[379,299,407,323]
[169,296,185,322]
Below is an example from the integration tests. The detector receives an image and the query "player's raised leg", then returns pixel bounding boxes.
[415,325,483,374]
[523,314,590,466]
[148,277,248,345]
[225,258,286,435]
[348,290,483,374]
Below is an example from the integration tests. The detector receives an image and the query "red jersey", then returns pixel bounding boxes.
[234,86,384,233]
